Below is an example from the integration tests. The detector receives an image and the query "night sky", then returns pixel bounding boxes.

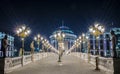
[0,0,120,50]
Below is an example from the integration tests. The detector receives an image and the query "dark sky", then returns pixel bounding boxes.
[0,0,120,49]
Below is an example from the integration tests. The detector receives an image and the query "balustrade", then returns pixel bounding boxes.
[0,52,54,73]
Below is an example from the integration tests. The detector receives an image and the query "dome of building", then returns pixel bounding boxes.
[50,26,77,39]
[52,26,74,35]
[49,26,77,50]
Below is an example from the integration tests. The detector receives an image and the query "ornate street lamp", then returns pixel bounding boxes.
[16,25,31,66]
[66,35,82,54]
[41,38,58,53]
[34,34,43,51]
[89,23,105,70]
[54,30,65,62]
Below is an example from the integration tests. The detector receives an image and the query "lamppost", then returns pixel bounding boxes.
[34,34,43,51]
[89,23,105,70]
[42,39,58,54]
[81,33,91,62]
[54,30,65,62]
[73,34,87,53]
[82,33,86,53]
[41,39,47,52]
[16,25,31,66]
[85,35,91,62]
[33,35,58,54]
[66,35,82,55]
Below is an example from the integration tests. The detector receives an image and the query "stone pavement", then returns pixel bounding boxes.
[7,54,106,74]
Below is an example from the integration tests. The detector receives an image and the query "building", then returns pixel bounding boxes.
[84,28,120,57]
[49,26,77,51]
[49,26,120,57]
[0,32,14,57]
[112,28,120,57]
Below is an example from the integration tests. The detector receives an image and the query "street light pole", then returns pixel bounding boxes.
[37,42,40,51]
[89,23,105,70]
[54,31,65,62]
[21,38,24,65]
[16,25,31,66]
[22,38,24,56]
[34,34,43,52]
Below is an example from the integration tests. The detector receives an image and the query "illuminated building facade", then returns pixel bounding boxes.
[49,26,77,51]
[83,28,120,57]
[0,32,14,57]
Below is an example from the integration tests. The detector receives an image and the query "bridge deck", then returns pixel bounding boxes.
[7,54,106,74]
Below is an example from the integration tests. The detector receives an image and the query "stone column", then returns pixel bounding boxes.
[103,39,107,57]
[98,39,101,56]
[93,38,96,55]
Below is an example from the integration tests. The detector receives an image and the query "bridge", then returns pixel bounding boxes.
[0,52,120,74]
[0,26,120,74]
[7,54,105,74]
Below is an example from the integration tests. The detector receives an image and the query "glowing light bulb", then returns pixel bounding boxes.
[34,37,37,41]
[62,34,65,37]
[95,24,99,28]
[17,30,20,34]
[89,28,93,32]
[54,34,57,38]
[98,26,102,30]
[27,30,31,34]
[25,31,28,35]
[93,30,95,33]
[19,28,22,32]
[38,34,40,38]
[22,26,26,30]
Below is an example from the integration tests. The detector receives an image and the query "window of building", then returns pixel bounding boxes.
[100,39,103,50]
[105,34,110,39]
[90,45,93,49]
[90,40,93,44]
[0,40,1,50]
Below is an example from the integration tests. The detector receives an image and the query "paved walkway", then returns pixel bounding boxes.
[8,55,106,74]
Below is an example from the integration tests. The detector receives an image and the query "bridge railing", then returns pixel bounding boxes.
[70,52,119,74]
[0,52,54,73]
[11,56,22,67]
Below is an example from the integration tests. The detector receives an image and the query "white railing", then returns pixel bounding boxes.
[0,51,14,57]
[24,55,32,65]
[12,57,22,67]
[0,52,55,73]
[70,52,117,74]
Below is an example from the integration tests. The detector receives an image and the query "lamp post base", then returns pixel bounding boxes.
[58,60,62,62]
[95,68,100,71]
[95,56,100,71]
[58,55,62,62]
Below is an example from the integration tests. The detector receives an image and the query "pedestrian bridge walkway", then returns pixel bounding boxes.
[8,54,106,74]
